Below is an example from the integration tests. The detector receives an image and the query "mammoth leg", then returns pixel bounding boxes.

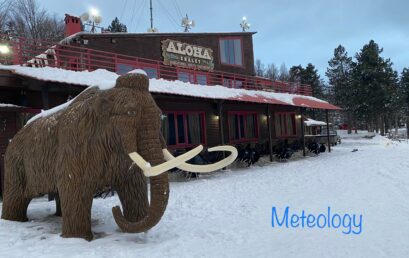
[115,170,149,223]
[59,182,94,241]
[54,193,62,217]
[1,190,31,222]
[1,160,31,222]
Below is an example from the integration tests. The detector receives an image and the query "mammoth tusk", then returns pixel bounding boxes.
[129,145,203,177]
[163,145,238,173]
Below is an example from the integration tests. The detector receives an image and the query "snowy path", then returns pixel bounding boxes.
[1,132,409,258]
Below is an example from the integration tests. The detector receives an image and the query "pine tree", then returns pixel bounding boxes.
[352,40,398,134]
[289,64,323,99]
[382,60,399,134]
[400,68,409,138]
[289,65,303,82]
[326,45,354,133]
[107,17,127,33]
[303,63,323,99]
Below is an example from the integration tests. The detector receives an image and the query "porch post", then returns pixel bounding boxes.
[41,84,50,110]
[218,100,224,145]
[300,108,306,157]
[267,104,273,162]
[326,109,331,153]
[218,100,226,161]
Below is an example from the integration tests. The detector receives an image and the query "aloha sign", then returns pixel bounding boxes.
[161,39,214,71]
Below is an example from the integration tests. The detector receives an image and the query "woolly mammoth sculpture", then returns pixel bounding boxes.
[1,72,237,240]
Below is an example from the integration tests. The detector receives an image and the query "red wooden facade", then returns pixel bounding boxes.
[2,33,312,95]
[0,29,339,195]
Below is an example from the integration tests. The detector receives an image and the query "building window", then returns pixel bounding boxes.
[228,112,258,142]
[196,74,208,85]
[223,78,243,88]
[116,63,157,79]
[178,71,195,83]
[275,112,297,137]
[116,63,134,75]
[143,67,158,79]
[178,71,208,85]
[219,38,243,66]
[162,111,206,147]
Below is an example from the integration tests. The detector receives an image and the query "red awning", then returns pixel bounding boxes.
[228,94,290,106]
[292,97,341,110]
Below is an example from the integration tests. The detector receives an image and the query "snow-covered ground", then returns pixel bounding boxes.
[1,131,409,258]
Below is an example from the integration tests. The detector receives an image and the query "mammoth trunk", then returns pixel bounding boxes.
[112,173,169,233]
[112,101,169,233]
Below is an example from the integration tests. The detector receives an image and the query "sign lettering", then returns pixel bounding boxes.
[162,39,214,71]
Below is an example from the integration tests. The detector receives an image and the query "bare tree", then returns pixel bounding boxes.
[255,59,265,77]
[8,0,64,41]
[279,62,290,81]
[0,0,11,34]
[265,63,279,80]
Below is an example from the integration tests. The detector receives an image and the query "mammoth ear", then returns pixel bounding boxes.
[93,96,113,118]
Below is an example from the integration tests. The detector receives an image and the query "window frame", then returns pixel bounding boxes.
[227,111,259,143]
[195,71,208,85]
[219,37,245,68]
[274,112,298,138]
[139,62,159,79]
[223,77,244,88]
[163,111,207,149]
[176,68,209,85]
[115,62,159,79]
[116,62,135,75]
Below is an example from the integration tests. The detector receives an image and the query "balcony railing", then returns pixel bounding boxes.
[0,34,312,96]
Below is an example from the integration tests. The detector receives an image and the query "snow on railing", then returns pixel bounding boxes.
[0,34,312,96]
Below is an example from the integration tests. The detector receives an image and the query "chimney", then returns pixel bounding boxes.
[64,14,82,37]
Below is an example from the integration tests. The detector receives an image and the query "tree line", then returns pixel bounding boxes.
[256,41,409,136]
[0,0,64,42]
[255,60,326,100]
[0,0,127,41]
[326,41,409,136]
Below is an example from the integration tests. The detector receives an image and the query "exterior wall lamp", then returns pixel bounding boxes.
[0,44,11,55]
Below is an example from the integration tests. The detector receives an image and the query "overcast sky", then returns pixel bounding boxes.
[41,0,409,78]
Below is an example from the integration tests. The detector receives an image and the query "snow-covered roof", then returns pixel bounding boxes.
[0,65,340,123]
[0,65,339,108]
[0,103,26,109]
[0,65,118,89]
[304,118,328,126]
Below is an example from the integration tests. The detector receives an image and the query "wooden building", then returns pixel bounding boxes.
[0,15,340,194]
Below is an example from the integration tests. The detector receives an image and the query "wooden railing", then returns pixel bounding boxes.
[0,34,312,96]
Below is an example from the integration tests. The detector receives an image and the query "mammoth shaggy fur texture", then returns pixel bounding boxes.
[1,73,169,241]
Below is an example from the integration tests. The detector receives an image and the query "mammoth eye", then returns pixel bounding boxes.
[127,110,137,116]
